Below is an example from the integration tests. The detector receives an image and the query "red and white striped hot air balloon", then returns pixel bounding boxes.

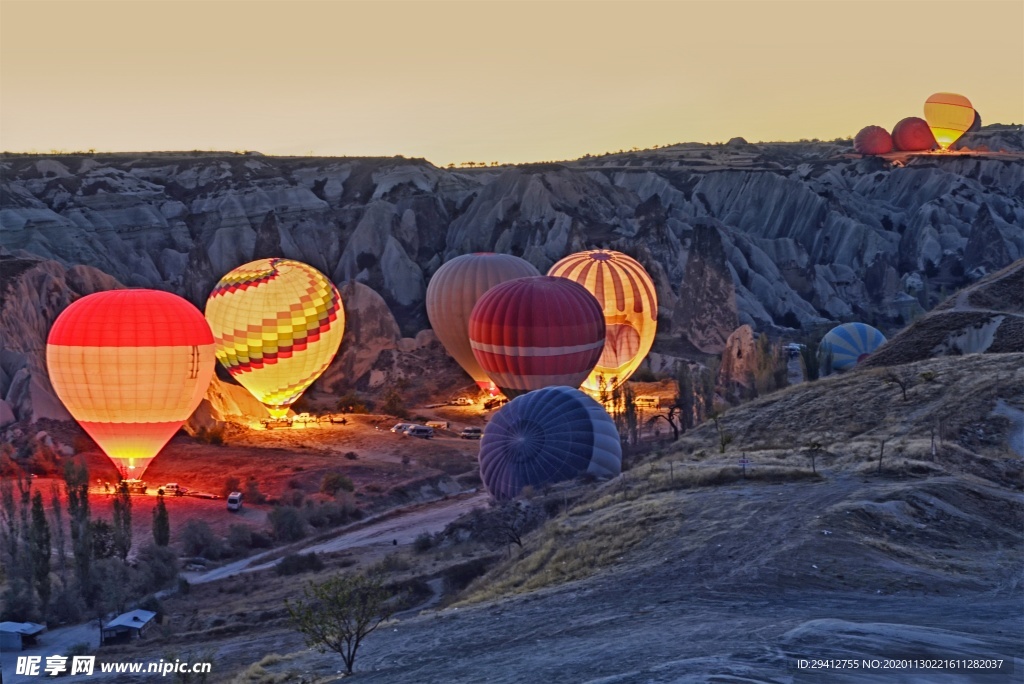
[548,249,658,394]
[46,290,216,479]
[468,276,605,398]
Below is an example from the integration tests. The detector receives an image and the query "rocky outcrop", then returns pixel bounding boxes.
[2,139,1022,349]
[864,258,1024,367]
[0,253,122,422]
[673,222,739,352]
[318,280,402,393]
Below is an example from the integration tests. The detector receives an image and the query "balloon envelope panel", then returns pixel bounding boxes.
[205,258,344,418]
[469,276,606,398]
[479,386,621,500]
[822,323,887,372]
[924,92,974,150]
[425,253,540,392]
[892,117,937,152]
[46,289,216,478]
[548,250,658,393]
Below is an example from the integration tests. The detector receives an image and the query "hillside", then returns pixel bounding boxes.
[113,353,1020,683]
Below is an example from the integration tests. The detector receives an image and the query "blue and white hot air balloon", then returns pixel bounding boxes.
[479,386,621,500]
[821,323,887,373]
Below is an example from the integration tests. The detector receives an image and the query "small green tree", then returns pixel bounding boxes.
[152,492,170,547]
[286,571,395,674]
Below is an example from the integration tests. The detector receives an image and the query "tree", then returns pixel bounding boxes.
[30,491,51,613]
[152,492,170,547]
[883,368,914,401]
[112,482,132,561]
[803,440,823,475]
[63,459,94,604]
[286,571,395,674]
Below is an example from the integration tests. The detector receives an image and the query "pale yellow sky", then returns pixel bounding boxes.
[2,0,1021,166]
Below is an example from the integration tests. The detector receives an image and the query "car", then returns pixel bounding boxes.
[459,427,483,440]
[405,425,434,439]
[226,491,243,511]
[161,483,189,497]
[449,397,474,406]
[390,423,415,433]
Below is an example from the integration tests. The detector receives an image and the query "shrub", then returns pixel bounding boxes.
[321,472,355,496]
[269,506,306,542]
[224,476,241,497]
[343,451,359,461]
[227,524,253,552]
[442,558,492,594]
[134,544,179,593]
[245,477,267,504]
[276,552,324,576]
[181,519,223,559]
[413,532,433,553]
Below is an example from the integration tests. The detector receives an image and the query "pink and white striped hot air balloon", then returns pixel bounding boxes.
[468,276,605,398]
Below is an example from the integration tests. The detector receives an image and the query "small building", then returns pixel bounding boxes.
[0,621,47,651]
[101,609,157,645]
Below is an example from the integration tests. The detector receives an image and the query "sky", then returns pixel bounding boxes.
[2,0,1022,166]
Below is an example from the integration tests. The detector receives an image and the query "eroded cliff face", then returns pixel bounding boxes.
[0,255,121,424]
[4,138,1020,341]
[1,135,1022,424]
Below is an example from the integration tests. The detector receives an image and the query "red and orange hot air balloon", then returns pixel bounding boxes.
[425,253,540,394]
[547,249,658,394]
[46,290,216,479]
[468,276,605,398]
[924,92,975,150]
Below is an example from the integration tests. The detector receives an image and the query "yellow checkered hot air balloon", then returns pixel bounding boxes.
[548,249,657,394]
[205,258,344,418]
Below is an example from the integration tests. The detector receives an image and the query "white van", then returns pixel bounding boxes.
[405,425,434,439]
[226,491,243,511]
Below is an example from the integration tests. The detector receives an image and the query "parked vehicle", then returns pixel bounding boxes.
[161,483,188,497]
[449,397,474,406]
[226,492,243,511]
[405,425,434,439]
[390,423,415,433]
[459,427,483,440]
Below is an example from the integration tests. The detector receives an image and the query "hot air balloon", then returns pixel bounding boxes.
[479,386,621,500]
[854,126,893,155]
[469,276,605,398]
[425,253,540,393]
[924,92,975,150]
[46,290,216,479]
[821,323,887,373]
[891,117,937,152]
[547,249,658,394]
[968,110,982,133]
[205,258,344,418]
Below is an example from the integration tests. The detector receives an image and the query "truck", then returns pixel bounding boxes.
[226,492,243,512]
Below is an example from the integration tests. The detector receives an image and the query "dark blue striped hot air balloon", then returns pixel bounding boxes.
[479,386,621,500]
[821,323,887,373]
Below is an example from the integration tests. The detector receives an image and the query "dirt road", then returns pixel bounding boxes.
[186,490,489,583]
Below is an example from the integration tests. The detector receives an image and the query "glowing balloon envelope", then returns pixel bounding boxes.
[853,126,893,155]
[46,290,216,478]
[547,249,658,393]
[469,276,605,398]
[821,323,887,373]
[425,253,540,393]
[924,92,975,150]
[479,386,621,500]
[892,117,937,152]
[205,258,344,418]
